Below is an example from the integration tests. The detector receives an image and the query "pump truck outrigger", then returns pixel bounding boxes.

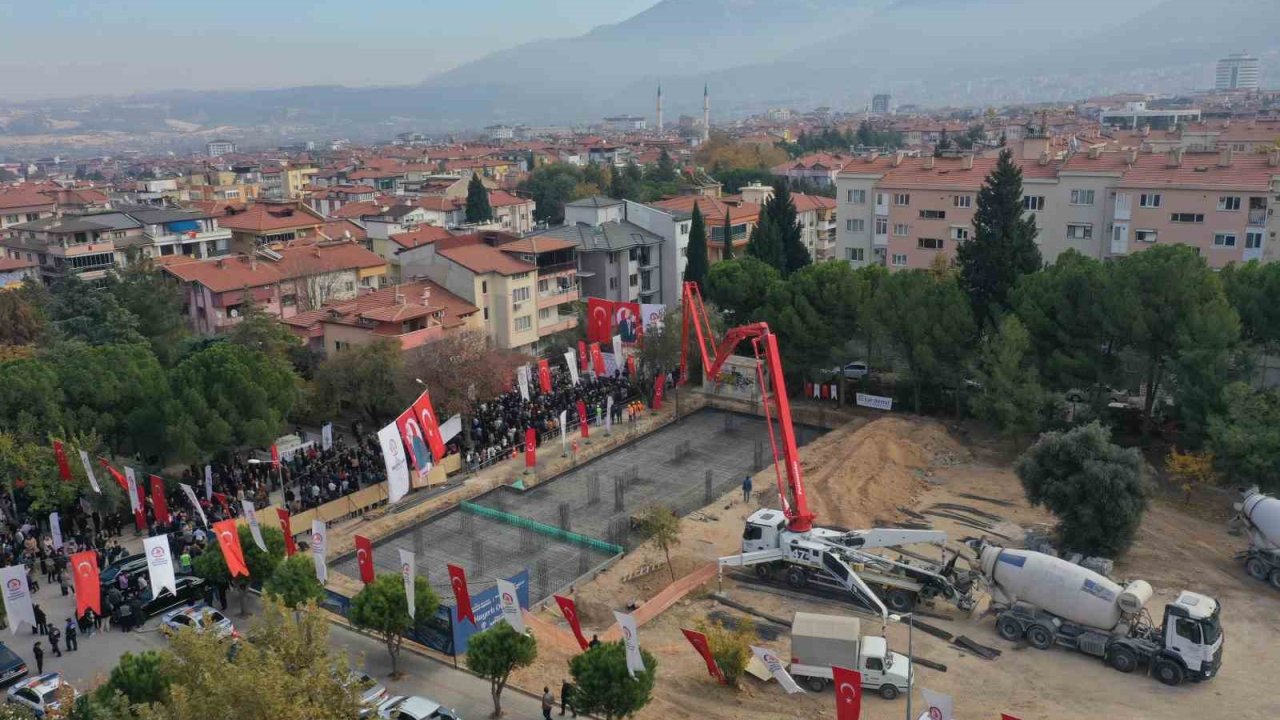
[678,281,976,620]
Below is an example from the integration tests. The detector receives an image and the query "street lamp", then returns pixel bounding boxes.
[889,612,914,720]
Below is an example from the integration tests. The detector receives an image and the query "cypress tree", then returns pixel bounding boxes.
[721,208,734,260]
[684,204,709,289]
[769,183,810,275]
[464,174,493,223]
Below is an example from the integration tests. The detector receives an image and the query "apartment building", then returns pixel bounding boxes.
[0,188,56,235]
[621,199,689,306]
[0,257,38,288]
[2,212,143,282]
[650,195,761,264]
[772,153,850,187]
[218,200,328,252]
[739,183,837,262]
[111,204,233,263]
[306,185,378,216]
[539,196,663,304]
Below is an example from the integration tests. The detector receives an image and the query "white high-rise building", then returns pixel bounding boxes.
[1216,53,1260,91]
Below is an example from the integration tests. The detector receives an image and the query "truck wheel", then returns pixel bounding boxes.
[1245,556,1269,581]
[885,589,915,613]
[996,616,1023,642]
[1026,625,1053,650]
[878,684,899,700]
[1154,658,1184,686]
[785,567,807,589]
[805,676,826,693]
[1107,647,1138,673]
[1270,569,1280,591]
[754,564,773,581]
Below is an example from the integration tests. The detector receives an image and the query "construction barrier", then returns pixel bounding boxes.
[458,501,623,556]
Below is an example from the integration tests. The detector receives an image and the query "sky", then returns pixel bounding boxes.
[0,0,659,101]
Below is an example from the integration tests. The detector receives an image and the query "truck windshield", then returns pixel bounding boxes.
[881,650,893,669]
[1201,611,1222,644]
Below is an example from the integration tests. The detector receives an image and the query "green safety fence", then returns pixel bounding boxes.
[459,501,623,556]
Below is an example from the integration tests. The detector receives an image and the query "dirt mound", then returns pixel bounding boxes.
[799,416,966,529]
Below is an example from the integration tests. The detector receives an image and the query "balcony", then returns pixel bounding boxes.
[1249,208,1268,227]
[873,232,888,248]
[536,286,578,309]
[538,314,578,336]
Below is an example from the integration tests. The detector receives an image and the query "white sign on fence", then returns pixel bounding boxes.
[855,393,893,411]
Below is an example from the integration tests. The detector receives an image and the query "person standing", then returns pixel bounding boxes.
[31,642,43,674]
[64,619,77,652]
[541,687,554,720]
[742,474,753,503]
[559,679,576,718]
[32,604,47,636]
[48,626,61,657]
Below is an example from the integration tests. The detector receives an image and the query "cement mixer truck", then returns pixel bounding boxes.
[1234,488,1280,589]
[971,541,1223,686]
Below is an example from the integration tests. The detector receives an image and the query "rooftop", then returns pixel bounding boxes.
[162,239,385,293]
[437,242,535,276]
[217,202,326,233]
[534,220,661,252]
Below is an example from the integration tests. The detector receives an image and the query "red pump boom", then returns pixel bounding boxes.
[678,281,814,533]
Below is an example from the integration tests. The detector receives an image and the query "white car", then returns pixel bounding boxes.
[348,671,389,718]
[376,695,461,720]
[828,361,869,380]
[160,604,237,639]
[6,673,78,717]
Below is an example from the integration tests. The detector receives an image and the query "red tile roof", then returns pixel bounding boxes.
[498,236,576,254]
[438,243,534,276]
[330,201,385,219]
[389,224,453,250]
[790,193,837,213]
[488,190,531,208]
[0,188,56,211]
[284,280,478,332]
[218,202,326,232]
[651,195,761,224]
[320,219,368,243]
[162,240,385,293]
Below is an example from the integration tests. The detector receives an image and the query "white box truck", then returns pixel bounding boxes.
[788,612,912,699]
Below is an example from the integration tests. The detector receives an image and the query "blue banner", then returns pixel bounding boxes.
[408,569,529,656]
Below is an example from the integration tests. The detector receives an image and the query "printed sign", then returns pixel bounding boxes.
[855,393,894,411]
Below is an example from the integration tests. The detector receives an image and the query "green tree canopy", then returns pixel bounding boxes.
[348,572,440,677]
[747,184,809,275]
[0,358,62,438]
[465,620,538,717]
[873,268,975,412]
[99,650,172,706]
[0,290,45,347]
[518,164,585,225]
[969,315,1044,434]
[112,259,190,366]
[1208,383,1280,493]
[263,553,326,609]
[193,524,285,616]
[683,204,709,290]
[465,173,494,223]
[49,342,170,458]
[309,339,405,427]
[721,208,733,261]
[569,642,657,720]
[638,505,681,581]
[704,257,780,326]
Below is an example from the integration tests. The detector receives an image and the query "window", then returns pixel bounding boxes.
[891,254,907,267]
[1175,619,1202,644]
[1170,213,1205,223]
[1246,231,1264,249]
[481,281,488,294]
[629,273,638,287]
[865,657,883,672]
[875,193,886,206]
[1066,223,1093,240]
[3,215,16,224]
[1070,189,1095,206]
[680,223,689,234]
[514,315,532,332]
[512,287,530,303]
[74,232,87,244]
[874,217,888,235]
[951,227,970,241]
[608,277,618,290]
[953,195,972,209]
[1139,193,1162,208]
[847,189,866,204]
[1218,196,1241,211]
[893,223,909,237]
[846,219,865,232]
[25,213,38,222]
[281,294,297,307]
[846,248,865,262]
[919,210,946,220]
[483,307,489,320]
[917,237,944,250]
[1213,233,1237,247]
[1135,229,1158,244]
[538,307,552,321]
[112,230,126,239]
[344,281,355,292]
[628,248,638,262]
[1023,196,1045,211]
[893,193,910,206]
[68,253,113,270]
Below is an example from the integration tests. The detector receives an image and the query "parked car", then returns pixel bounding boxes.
[99,553,146,590]
[161,604,236,639]
[142,576,207,617]
[826,361,869,380]
[349,672,389,718]
[376,695,461,720]
[0,644,27,687]
[6,673,77,717]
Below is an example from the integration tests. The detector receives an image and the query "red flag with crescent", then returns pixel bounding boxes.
[653,377,664,410]
[277,508,297,556]
[212,492,231,513]
[577,341,588,373]
[525,427,537,468]
[149,475,170,525]
[1001,716,1023,720]
[537,359,552,394]
[577,400,589,439]
[52,441,73,482]
[681,629,726,684]
[270,444,281,469]
[354,534,375,584]
[412,389,447,463]
[97,458,129,492]
[71,550,100,616]
[554,594,589,650]
[586,297,613,344]
[213,519,250,578]
[626,355,637,377]
[447,563,475,625]
[832,666,863,720]
[589,342,605,377]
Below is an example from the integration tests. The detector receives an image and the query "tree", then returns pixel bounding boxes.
[264,554,325,609]
[0,358,63,438]
[193,524,285,616]
[1208,383,1280,493]
[638,505,681,582]
[0,291,44,347]
[956,148,1041,328]
[765,184,810,275]
[310,339,405,427]
[112,258,190,367]
[1166,448,1218,503]
[1218,261,1280,384]
[720,209,733,260]
[695,618,753,688]
[400,330,525,419]
[683,204,708,289]
[518,164,584,224]
[99,651,171,706]
[466,620,538,717]
[651,150,677,183]
[568,642,657,720]
[348,572,440,678]
[225,302,305,368]
[465,174,494,224]
[873,269,975,412]
[0,433,79,515]
[50,343,171,458]
[1015,422,1146,557]
[758,261,861,378]
[969,315,1045,434]
[46,274,148,348]
[694,132,787,172]
[704,257,780,326]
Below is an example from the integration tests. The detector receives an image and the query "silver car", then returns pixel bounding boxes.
[160,604,237,639]
[376,695,461,720]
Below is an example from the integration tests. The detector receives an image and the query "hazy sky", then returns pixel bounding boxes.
[0,0,659,101]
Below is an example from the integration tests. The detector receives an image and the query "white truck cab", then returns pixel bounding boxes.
[788,612,912,700]
[1161,591,1224,682]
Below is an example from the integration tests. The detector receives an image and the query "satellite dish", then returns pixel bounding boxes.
[229,308,241,318]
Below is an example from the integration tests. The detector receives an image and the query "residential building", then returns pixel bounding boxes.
[739,183,837,261]
[604,115,647,132]
[1098,102,1202,131]
[306,185,378,216]
[622,199,689,305]
[217,200,328,251]
[206,140,236,157]
[2,212,144,282]
[110,204,233,263]
[772,153,849,188]
[379,224,454,281]
[1216,53,1261,91]
[0,187,57,235]
[535,197,663,304]
[872,93,892,115]
[0,257,38,288]
[650,194,761,264]
[488,191,537,235]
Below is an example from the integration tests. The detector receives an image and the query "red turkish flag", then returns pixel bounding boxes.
[589,342,606,377]
[554,595,589,650]
[270,444,281,469]
[577,400,590,439]
[681,628,726,685]
[586,297,613,344]
[525,428,537,468]
[447,563,476,625]
[354,534,375,584]
[653,377,664,410]
[832,666,863,720]
[52,441,73,482]
[212,492,231,513]
[98,458,128,492]
[213,519,250,578]
[626,355,637,377]
[71,550,100,617]
[133,478,147,531]
[412,389,447,463]
[149,475,170,525]
[577,341,588,372]
[1001,715,1024,720]
[537,359,552,394]
[277,508,297,556]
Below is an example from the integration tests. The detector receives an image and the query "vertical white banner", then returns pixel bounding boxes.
[398,548,416,620]
[559,410,567,453]
[497,578,524,633]
[124,467,141,513]
[517,365,530,401]
[612,334,623,371]
[321,423,334,451]
[920,688,954,720]
[0,565,35,635]
[49,513,63,551]
[204,465,213,500]
[378,421,411,504]
[242,500,267,552]
[606,395,614,434]
[750,646,804,694]
[311,520,328,584]
[143,534,178,598]
[565,351,579,386]
[77,450,100,494]
[613,611,646,677]
[180,483,208,527]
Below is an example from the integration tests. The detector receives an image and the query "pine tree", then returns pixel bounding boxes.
[464,173,493,223]
[746,206,779,271]
[654,150,677,182]
[684,204,709,290]
[769,183,810,275]
[721,208,734,260]
[956,148,1041,328]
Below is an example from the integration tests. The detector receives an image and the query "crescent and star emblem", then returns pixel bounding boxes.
[76,561,92,575]
[357,549,367,564]
[219,531,233,544]
[838,682,858,703]
[452,576,465,594]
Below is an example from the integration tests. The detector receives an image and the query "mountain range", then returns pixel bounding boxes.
[2,0,1276,146]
